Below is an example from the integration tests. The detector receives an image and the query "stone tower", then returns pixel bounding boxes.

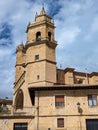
[13,7,57,107]
[25,7,57,86]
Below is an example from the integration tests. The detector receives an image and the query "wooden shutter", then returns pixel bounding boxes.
[57,118,64,127]
[55,95,64,102]
[88,95,92,100]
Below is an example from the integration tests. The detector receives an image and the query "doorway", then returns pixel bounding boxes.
[86,119,98,130]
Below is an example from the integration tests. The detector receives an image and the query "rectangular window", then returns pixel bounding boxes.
[88,94,97,106]
[55,95,64,107]
[14,123,27,130]
[35,55,39,61]
[57,118,64,128]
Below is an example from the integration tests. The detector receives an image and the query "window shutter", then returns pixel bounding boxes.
[55,96,64,102]
[88,95,92,100]
[57,118,64,127]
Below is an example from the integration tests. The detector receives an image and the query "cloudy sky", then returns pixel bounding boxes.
[0,0,98,99]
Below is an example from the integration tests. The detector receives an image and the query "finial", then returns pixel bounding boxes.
[35,12,38,17]
[21,40,23,44]
[16,42,24,52]
[40,3,46,15]
[42,3,44,9]
[60,64,62,69]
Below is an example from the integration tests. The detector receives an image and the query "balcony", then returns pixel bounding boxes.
[12,106,37,116]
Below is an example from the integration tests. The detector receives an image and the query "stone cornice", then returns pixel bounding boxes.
[26,20,55,33]
[26,59,56,66]
[29,84,98,91]
[25,40,57,50]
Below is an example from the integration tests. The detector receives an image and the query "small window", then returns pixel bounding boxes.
[57,118,64,128]
[55,95,64,107]
[35,55,39,61]
[14,123,27,130]
[88,94,97,106]
[37,75,40,80]
[77,79,83,84]
[36,32,41,41]
[48,32,51,41]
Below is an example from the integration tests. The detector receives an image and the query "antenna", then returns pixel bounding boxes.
[85,68,89,84]
[60,64,62,69]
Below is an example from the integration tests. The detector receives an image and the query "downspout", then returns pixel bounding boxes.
[37,91,39,130]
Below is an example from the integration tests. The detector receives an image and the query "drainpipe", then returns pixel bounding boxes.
[85,68,89,84]
[37,91,39,130]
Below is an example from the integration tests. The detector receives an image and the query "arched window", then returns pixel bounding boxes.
[36,32,41,41]
[15,89,24,109]
[48,32,51,41]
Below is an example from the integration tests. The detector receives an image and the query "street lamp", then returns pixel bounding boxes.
[77,102,82,113]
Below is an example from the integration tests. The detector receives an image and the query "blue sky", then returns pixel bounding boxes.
[0,0,98,99]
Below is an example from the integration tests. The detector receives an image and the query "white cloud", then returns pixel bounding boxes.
[91,16,98,32]
[0,48,11,57]
[56,27,81,49]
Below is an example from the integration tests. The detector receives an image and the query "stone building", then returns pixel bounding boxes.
[0,7,98,130]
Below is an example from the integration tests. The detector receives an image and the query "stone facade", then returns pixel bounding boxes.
[57,68,98,85]
[0,7,98,130]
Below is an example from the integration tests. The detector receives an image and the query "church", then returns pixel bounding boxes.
[0,7,98,130]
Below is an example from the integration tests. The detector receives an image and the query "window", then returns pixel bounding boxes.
[88,94,97,106]
[48,32,51,41]
[77,79,83,84]
[57,118,64,128]
[14,123,27,130]
[55,95,64,107]
[36,32,41,41]
[35,55,39,61]
[37,75,40,80]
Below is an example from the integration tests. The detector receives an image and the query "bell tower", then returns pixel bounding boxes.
[13,7,57,113]
[25,7,57,86]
